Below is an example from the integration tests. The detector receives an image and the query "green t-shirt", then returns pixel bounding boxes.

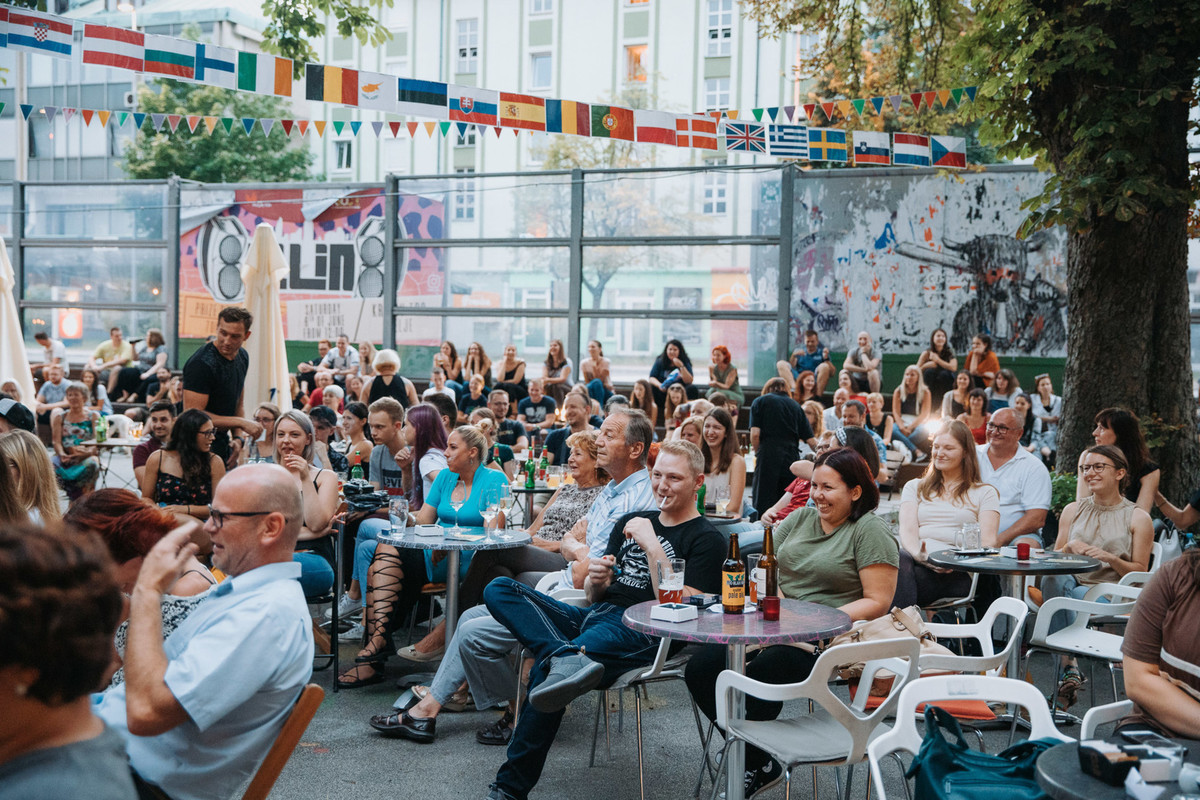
[93,340,134,367]
[773,508,898,608]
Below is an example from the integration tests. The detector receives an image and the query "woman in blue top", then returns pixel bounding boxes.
[338,425,508,689]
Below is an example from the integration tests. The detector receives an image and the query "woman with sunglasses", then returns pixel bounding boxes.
[140,409,224,540]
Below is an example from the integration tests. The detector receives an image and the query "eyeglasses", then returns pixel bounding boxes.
[1079,463,1114,474]
[253,416,276,424]
[207,507,272,530]
[199,429,217,438]
[985,422,1018,434]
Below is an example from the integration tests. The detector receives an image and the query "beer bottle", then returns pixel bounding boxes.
[721,531,745,614]
[349,450,364,481]
[491,444,504,469]
[696,483,707,515]
[759,524,779,603]
[524,453,535,490]
[538,449,549,481]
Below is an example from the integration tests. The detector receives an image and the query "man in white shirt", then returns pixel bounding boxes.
[319,334,359,386]
[824,387,849,432]
[31,330,67,381]
[976,407,1051,546]
[422,367,457,403]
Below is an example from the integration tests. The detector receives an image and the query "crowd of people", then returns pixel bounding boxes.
[2,314,1199,800]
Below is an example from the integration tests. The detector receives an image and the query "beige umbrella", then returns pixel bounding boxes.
[240,223,291,412]
[0,235,36,410]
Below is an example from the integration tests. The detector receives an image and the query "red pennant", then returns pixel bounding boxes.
[167,115,182,133]
[493,126,503,137]
[923,91,937,108]
[389,121,403,137]
[802,103,816,120]
[186,115,201,133]
[297,120,310,136]
[281,119,294,136]
[910,93,924,110]
[820,102,836,121]
[81,109,95,126]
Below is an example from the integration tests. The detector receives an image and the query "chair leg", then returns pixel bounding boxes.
[618,689,625,734]
[589,691,603,768]
[842,764,855,800]
[604,690,612,760]
[635,690,645,800]
[707,738,732,800]
[1108,661,1119,704]
[693,721,716,798]
[784,766,792,800]
[887,753,912,800]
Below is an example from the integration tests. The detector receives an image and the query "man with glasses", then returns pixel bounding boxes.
[977,407,1051,546]
[183,307,261,468]
[95,463,313,800]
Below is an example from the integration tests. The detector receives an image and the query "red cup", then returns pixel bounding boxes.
[761,595,780,621]
[1016,542,1031,561]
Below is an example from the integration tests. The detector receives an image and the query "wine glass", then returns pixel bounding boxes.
[449,477,467,535]
[496,484,516,540]
[480,486,499,541]
[713,485,731,517]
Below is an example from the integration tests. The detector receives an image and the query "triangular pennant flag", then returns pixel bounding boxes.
[349,120,362,136]
[260,118,275,136]
[456,121,468,136]
[81,109,94,126]
[117,112,129,128]
[240,117,256,135]
[851,99,866,116]
[203,116,218,134]
[923,91,937,108]
[836,100,854,117]
[20,104,34,120]
[910,93,923,110]
[43,106,59,122]
[802,103,816,120]
[296,120,310,136]
[783,105,796,123]
[97,110,111,127]
[889,95,903,111]
[0,103,6,120]
[870,96,885,115]
[752,108,764,122]
[511,128,519,137]
[133,112,147,129]
[167,115,182,133]
[150,113,166,131]
[950,88,964,106]
[406,121,419,137]
[727,110,739,119]
[767,107,780,122]
[492,125,502,137]
[420,121,436,136]
[186,115,201,133]
[964,86,977,103]
[280,119,294,136]
[937,89,952,107]
[708,110,722,120]
[370,120,384,137]
[220,117,234,134]
[61,108,76,124]
[389,121,402,137]
[332,120,345,136]
[820,102,836,120]
[314,120,327,137]
[439,121,452,136]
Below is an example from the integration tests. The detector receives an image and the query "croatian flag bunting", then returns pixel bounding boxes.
[7,8,74,59]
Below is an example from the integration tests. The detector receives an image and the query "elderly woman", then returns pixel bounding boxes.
[51,381,101,500]
[685,447,899,795]
[362,348,419,408]
[338,425,508,688]
[0,522,134,798]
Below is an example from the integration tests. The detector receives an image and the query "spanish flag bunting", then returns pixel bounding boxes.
[499,92,547,130]
[314,120,327,137]
[167,114,181,133]
[81,109,94,126]
[97,110,111,127]
[203,116,218,134]
[938,89,953,107]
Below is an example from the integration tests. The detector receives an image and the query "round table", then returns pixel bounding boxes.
[509,482,560,524]
[377,526,530,645]
[624,599,852,800]
[81,437,141,489]
[1037,738,1200,800]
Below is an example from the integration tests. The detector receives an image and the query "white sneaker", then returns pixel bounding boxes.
[338,622,366,641]
[324,593,360,621]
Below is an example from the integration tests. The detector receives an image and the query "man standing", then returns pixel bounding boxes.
[480,441,725,800]
[94,464,313,800]
[296,338,332,396]
[87,326,135,390]
[319,334,359,386]
[777,329,835,396]
[132,400,176,485]
[34,362,70,425]
[750,378,816,514]
[517,380,557,436]
[31,330,67,381]
[182,307,260,466]
[976,407,1051,546]
[544,392,593,465]
[489,389,528,453]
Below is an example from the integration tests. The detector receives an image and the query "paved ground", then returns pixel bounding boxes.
[90,448,1121,800]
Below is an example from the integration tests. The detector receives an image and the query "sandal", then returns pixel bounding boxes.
[476,710,515,746]
[355,631,395,664]
[338,663,385,689]
[412,684,474,713]
[1054,665,1085,711]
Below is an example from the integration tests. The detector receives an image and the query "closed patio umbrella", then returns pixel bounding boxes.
[0,235,36,409]
[240,223,291,412]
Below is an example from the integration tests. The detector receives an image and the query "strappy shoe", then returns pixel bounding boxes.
[338,663,385,689]
[476,710,515,745]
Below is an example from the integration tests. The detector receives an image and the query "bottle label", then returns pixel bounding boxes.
[721,570,746,605]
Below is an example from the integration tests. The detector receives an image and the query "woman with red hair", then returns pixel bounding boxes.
[706,345,744,408]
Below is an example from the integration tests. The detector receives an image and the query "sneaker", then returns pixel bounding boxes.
[338,621,366,641]
[325,593,360,621]
[527,652,604,712]
[745,759,783,799]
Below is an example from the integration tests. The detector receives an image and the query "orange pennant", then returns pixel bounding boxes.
[314,120,327,137]
[406,121,419,137]
[923,91,937,108]
[937,89,953,107]
[836,99,854,117]
[81,109,95,126]
[97,110,111,127]
[820,102,836,120]
[203,116,218,134]
[726,109,739,120]
[297,120,310,136]
[422,121,437,136]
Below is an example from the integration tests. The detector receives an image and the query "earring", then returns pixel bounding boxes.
[14,684,28,696]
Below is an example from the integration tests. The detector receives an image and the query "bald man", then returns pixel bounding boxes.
[977,407,1051,546]
[95,464,314,800]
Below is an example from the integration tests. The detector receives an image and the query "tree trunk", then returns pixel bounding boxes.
[1057,99,1199,501]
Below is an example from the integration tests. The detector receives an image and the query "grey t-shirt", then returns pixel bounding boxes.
[368,443,405,491]
[0,725,136,800]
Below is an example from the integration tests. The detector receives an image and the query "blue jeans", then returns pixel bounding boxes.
[446,379,464,397]
[585,378,611,407]
[293,552,334,597]
[1040,573,1107,634]
[483,578,658,800]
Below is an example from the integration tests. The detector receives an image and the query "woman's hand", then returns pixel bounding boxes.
[282,453,311,481]
[394,446,414,470]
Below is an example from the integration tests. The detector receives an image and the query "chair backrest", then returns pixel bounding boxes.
[1149,541,1163,573]
[888,462,926,497]
[1030,583,1141,642]
[921,595,1028,675]
[241,684,325,800]
[868,675,1073,799]
[1081,699,1134,738]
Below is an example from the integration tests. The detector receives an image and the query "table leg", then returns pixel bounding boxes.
[725,642,747,800]
[1006,574,1023,681]
[445,551,460,647]
[526,493,535,527]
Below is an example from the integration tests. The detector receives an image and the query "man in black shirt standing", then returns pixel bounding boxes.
[480,440,725,800]
[182,307,260,466]
[750,377,816,514]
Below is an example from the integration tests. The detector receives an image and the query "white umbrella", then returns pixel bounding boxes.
[240,223,291,412]
[0,235,36,410]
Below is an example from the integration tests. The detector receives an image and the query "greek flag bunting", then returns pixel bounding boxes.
[766,124,808,158]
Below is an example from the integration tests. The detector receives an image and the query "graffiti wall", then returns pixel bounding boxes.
[178,186,445,342]
[789,167,1067,356]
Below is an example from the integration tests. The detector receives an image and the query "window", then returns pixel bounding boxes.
[456,19,479,73]
[703,162,727,215]
[455,126,477,148]
[625,44,647,83]
[704,77,730,111]
[707,0,733,57]
[334,140,353,171]
[529,52,552,91]
[454,167,476,220]
[598,291,654,356]
[529,0,553,14]
[525,132,549,166]
[516,288,551,349]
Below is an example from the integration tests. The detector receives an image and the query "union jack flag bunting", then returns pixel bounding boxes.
[723,122,766,153]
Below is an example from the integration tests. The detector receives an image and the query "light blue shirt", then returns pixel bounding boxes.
[95,561,313,800]
[558,467,658,586]
[423,463,508,582]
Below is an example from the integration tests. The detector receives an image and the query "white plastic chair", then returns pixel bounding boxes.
[1081,699,1134,738]
[920,596,1028,677]
[923,572,980,619]
[867,675,1074,800]
[711,638,922,800]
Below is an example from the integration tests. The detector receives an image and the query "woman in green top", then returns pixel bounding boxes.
[706,345,745,408]
[683,447,899,796]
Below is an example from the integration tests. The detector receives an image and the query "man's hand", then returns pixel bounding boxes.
[227,439,243,470]
[623,516,658,551]
[239,418,264,439]
[136,525,199,595]
[588,556,616,589]
[760,508,778,524]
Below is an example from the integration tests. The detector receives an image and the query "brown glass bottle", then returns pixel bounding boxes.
[721,531,746,614]
[759,524,778,603]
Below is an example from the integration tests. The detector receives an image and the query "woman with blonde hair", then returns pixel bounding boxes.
[463,341,493,390]
[240,402,281,464]
[363,348,419,408]
[802,400,826,439]
[358,341,378,379]
[0,429,62,524]
[542,339,573,406]
[469,406,517,481]
[892,364,933,453]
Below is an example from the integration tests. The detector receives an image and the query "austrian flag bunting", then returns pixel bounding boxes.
[7,8,74,59]
[82,24,144,73]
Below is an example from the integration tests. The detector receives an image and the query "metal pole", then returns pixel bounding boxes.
[567,168,584,373]
[165,177,181,368]
[384,174,398,351]
[15,55,28,182]
[776,164,795,363]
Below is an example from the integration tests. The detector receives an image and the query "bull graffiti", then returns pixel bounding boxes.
[895,232,1067,355]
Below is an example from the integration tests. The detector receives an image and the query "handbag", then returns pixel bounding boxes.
[906,705,1057,800]
[823,605,956,683]
[1157,520,1184,565]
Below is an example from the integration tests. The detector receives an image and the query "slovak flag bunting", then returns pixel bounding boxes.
[893,133,931,167]
[852,130,891,165]
[931,135,967,168]
[82,24,144,73]
[449,85,499,127]
[675,114,718,150]
[7,8,74,59]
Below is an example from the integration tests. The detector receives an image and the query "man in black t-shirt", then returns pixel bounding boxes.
[481,440,724,800]
[182,307,259,465]
[489,389,528,453]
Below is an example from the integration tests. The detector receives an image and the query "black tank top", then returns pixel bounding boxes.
[866,413,889,439]
[368,375,411,409]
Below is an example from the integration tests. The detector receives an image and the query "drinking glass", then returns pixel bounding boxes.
[449,477,467,535]
[479,487,499,540]
[747,554,762,605]
[495,484,517,540]
[656,558,686,604]
[388,497,409,536]
[955,522,982,551]
[547,465,563,489]
[713,484,731,516]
